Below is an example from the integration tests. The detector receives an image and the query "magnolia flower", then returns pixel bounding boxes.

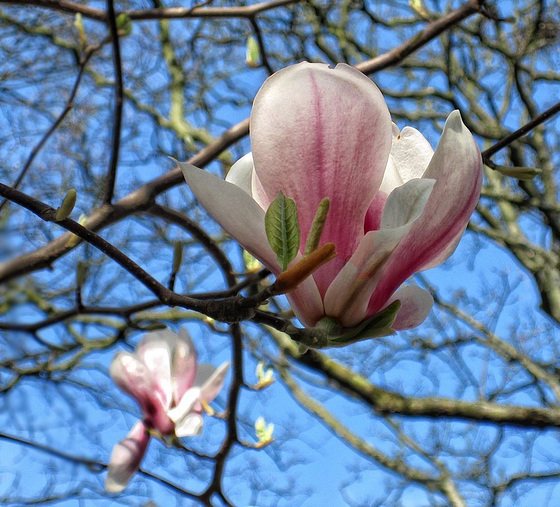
[180,62,482,335]
[106,329,229,493]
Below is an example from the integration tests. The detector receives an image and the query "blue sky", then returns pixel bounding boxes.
[2,0,560,505]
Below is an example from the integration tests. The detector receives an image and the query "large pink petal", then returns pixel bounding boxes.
[385,285,433,330]
[369,111,482,314]
[110,352,173,435]
[106,421,150,493]
[179,162,279,271]
[250,62,392,295]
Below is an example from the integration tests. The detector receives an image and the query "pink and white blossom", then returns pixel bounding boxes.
[180,62,482,333]
[106,329,229,493]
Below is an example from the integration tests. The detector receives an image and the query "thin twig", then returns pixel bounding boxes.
[103,0,124,204]
[0,49,94,213]
[0,117,250,284]
[0,431,201,501]
[249,17,274,75]
[0,182,280,327]
[482,99,560,158]
[356,0,484,74]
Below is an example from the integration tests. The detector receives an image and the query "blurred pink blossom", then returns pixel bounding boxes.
[106,329,229,493]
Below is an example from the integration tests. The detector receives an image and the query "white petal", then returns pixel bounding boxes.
[167,387,200,425]
[381,178,435,230]
[379,154,404,195]
[386,285,433,330]
[391,124,434,182]
[225,153,254,194]
[179,162,280,272]
[174,413,204,437]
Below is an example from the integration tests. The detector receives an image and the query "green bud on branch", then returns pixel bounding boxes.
[172,242,183,274]
[245,36,260,68]
[255,416,274,446]
[116,14,132,37]
[304,197,330,255]
[54,188,77,221]
[76,261,87,288]
[74,13,87,47]
[494,164,542,181]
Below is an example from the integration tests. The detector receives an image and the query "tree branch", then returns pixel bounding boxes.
[4,0,301,21]
[356,0,485,74]
[482,99,560,159]
[272,330,560,428]
[102,0,124,204]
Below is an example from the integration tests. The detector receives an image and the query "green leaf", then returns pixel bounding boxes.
[256,362,274,387]
[264,423,274,441]
[255,416,266,440]
[255,417,274,443]
[265,191,300,271]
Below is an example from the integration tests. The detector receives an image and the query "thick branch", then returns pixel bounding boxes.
[273,331,560,428]
[4,0,300,21]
